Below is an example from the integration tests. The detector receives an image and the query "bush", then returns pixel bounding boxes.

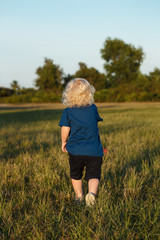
[0,90,61,104]
[95,89,108,102]
[125,93,138,102]
[138,91,153,101]
[0,87,14,98]
[1,81,160,103]
[94,85,160,103]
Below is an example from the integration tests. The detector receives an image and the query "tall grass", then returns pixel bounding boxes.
[0,103,160,239]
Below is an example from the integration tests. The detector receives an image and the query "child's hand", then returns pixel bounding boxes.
[62,142,68,152]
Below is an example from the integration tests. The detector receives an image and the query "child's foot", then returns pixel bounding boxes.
[75,193,84,204]
[85,193,96,207]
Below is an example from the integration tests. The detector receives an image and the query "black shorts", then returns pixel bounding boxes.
[68,153,102,181]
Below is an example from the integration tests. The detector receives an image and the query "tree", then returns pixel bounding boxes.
[74,62,106,90]
[149,68,160,82]
[0,87,14,97]
[62,74,74,88]
[100,38,144,86]
[147,68,160,93]
[10,80,20,93]
[35,58,63,92]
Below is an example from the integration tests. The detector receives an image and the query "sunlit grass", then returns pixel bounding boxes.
[0,103,160,239]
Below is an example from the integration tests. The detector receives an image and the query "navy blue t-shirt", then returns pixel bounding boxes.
[59,104,103,156]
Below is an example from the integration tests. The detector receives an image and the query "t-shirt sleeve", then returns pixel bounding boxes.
[59,109,70,127]
[96,108,103,122]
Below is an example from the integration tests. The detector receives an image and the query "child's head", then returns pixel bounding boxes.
[62,78,95,107]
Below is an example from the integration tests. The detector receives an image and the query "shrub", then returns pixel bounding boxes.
[0,87,14,98]
[138,91,153,101]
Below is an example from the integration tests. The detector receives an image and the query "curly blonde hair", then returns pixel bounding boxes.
[62,78,95,107]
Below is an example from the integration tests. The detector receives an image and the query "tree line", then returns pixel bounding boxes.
[1,37,160,103]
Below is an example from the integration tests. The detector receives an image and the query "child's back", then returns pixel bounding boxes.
[59,104,103,156]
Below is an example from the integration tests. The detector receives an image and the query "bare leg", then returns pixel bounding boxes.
[88,178,99,195]
[85,179,99,207]
[71,179,83,198]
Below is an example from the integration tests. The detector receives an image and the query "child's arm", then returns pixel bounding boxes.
[61,126,71,152]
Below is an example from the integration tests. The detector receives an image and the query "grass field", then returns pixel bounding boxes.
[0,103,160,240]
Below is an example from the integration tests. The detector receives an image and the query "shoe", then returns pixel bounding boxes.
[75,193,84,204]
[85,193,96,207]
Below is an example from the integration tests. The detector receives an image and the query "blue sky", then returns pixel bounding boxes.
[0,0,160,88]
